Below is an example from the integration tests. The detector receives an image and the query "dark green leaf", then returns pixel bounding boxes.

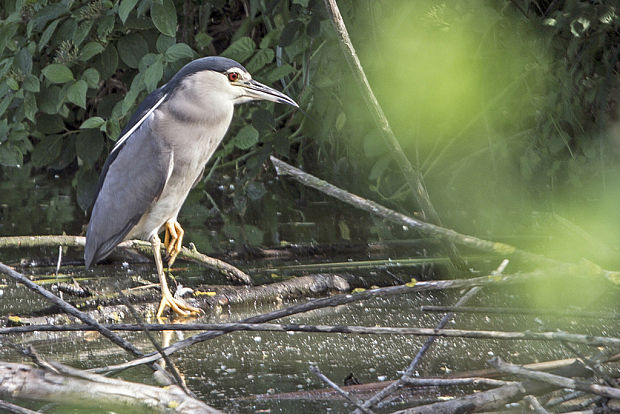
[23,75,40,93]
[117,33,148,68]
[78,41,104,61]
[97,15,115,40]
[38,19,60,52]
[38,114,65,133]
[31,134,63,167]
[38,85,63,114]
[151,0,177,37]
[81,68,100,88]
[233,125,259,150]
[80,116,106,129]
[0,143,23,166]
[76,129,103,167]
[252,108,275,132]
[0,22,18,55]
[67,80,88,108]
[246,48,274,73]
[95,44,119,80]
[156,34,175,53]
[42,63,74,84]
[24,92,37,122]
[265,64,294,83]
[164,43,194,62]
[32,4,68,32]
[14,48,32,74]
[7,78,19,90]
[221,36,255,62]
[195,32,212,50]
[54,18,77,47]
[243,225,263,246]
[368,155,390,181]
[279,20,301,47]
[119,0,140,23]
[73,20,93,46]
[143,58,164,91]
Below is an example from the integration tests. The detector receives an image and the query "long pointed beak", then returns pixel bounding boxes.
[238,79,298,108]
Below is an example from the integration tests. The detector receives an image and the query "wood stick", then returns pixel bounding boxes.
[309,365,375,414]
[321,0,466,271]
[270,156,620,284]
[1,322,617,347]
[0,235,251,285]
[524,395,551,414]
[0,361,220,413]
[402,377,511,387]
[0,399,40,414]
[490,357,620,399]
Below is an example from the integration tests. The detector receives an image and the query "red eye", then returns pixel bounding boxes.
[227,72,239,82]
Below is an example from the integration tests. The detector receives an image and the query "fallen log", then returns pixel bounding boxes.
[0,361,220,413]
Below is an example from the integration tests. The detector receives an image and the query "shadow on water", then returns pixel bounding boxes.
[1,174,619,413]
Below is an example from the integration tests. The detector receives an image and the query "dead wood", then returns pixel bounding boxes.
[0,235,250,285]
[421,305,620,320]
[0,361,220,413]
[490,357,620,399]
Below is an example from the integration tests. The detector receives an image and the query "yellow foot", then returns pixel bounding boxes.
[156,289,202,318]
[164,220,184,268]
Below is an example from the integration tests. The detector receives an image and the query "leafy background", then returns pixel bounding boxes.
[0,0,618,261]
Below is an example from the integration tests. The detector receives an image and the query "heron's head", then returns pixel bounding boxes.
[168,57,298,110]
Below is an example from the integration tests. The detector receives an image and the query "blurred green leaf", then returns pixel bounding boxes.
[233,125,259,150]
[42,64,74,84]
[246,181,266,200]
[280,20,301,47]
[221,36,255,62]
[38,19,60,52]
[23,75,40,93]
[14,48,32,74]
[151,0,177,37]
[264,64,294,83]
[95,45,118,80]
[24,93,37,122]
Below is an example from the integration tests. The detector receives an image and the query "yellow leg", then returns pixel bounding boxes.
[163,220,184,268]
[151,234,201,318]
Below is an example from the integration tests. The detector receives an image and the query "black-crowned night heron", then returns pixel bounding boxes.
[85,57,297,317]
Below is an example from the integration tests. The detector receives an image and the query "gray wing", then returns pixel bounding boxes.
[84,118,172,268]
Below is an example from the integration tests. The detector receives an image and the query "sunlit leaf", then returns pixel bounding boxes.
[42,63,74,84]
[221,36,255,62]
[67,80,88,108]
[233,125,259,150]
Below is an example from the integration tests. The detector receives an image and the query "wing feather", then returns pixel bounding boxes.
[84,117,172,267]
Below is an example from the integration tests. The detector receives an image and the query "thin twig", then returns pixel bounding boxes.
[0,399,39,414]
[402,377,511,387]
[309,365,375,414]
[322,0,466,271]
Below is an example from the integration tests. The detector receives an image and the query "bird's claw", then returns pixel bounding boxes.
[156,289,202,318]
[163,221,184,268]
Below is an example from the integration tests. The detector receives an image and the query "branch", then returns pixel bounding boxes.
[0,235,251,285]
[0,361,220,414]
[2,323,617,347]
[489,357,620,400]
[270,156,620,284]
[309,365,375,414]
[322,0,466,271]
